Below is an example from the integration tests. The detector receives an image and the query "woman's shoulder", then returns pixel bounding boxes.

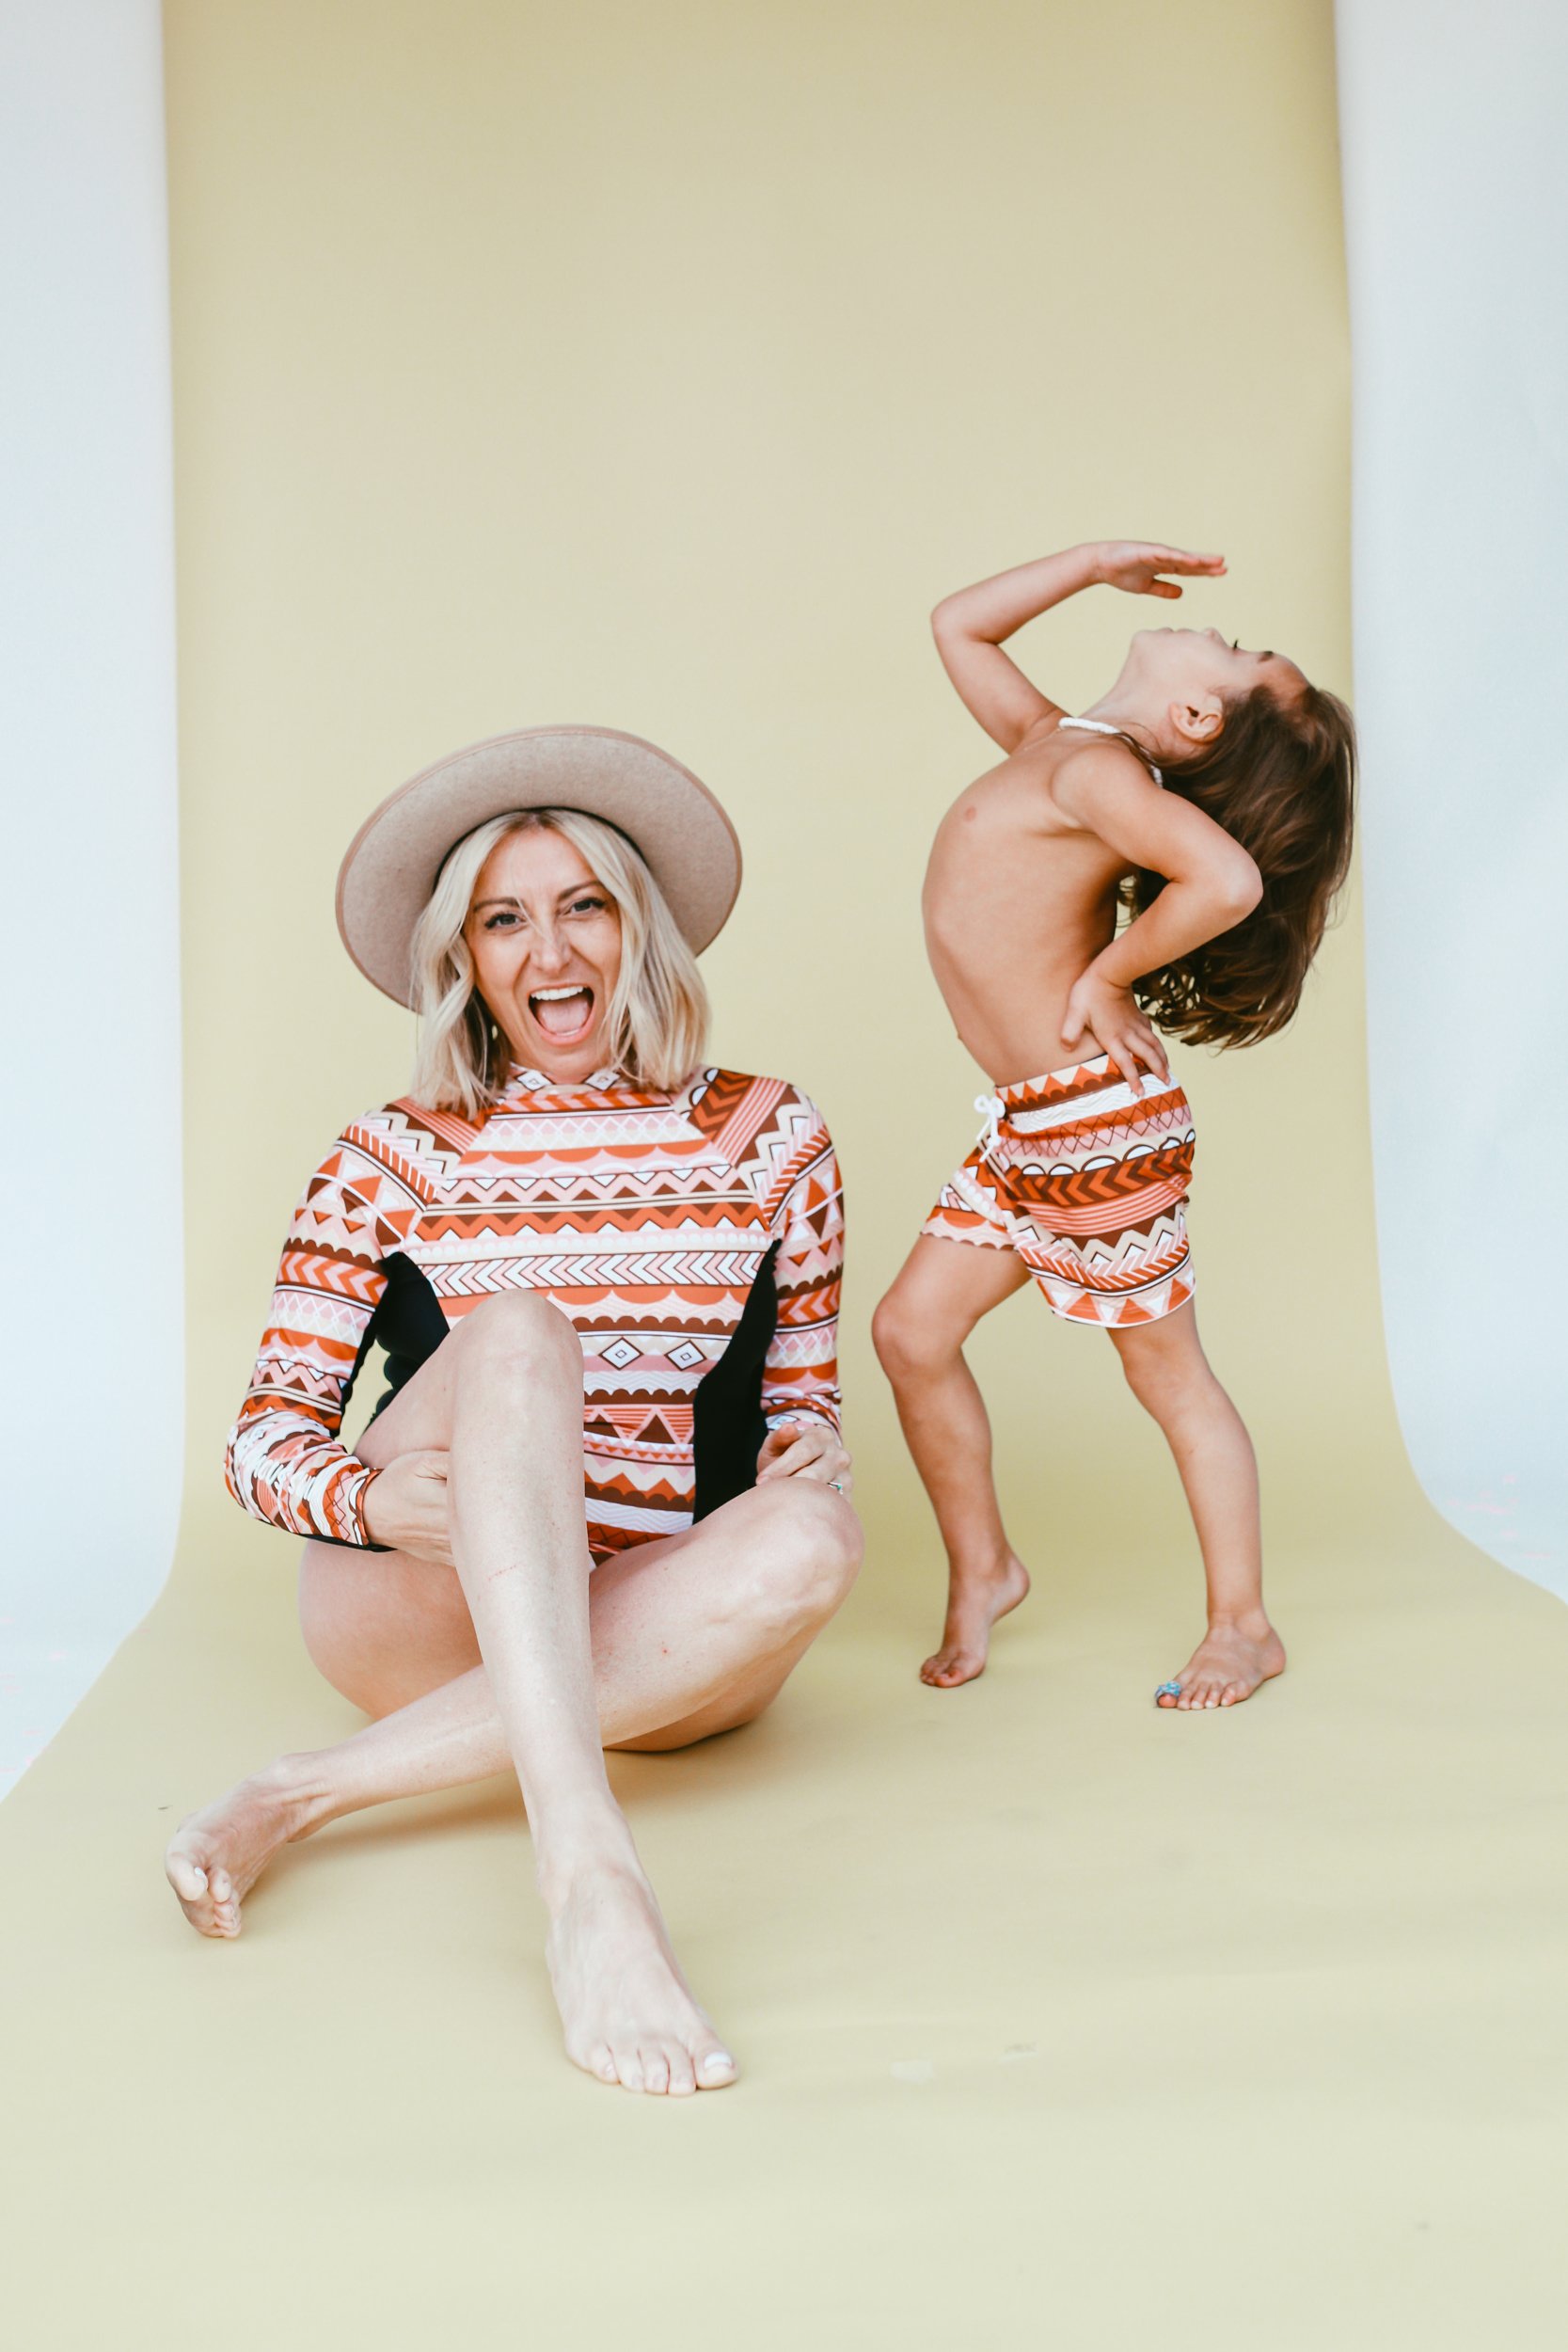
[685,1065,832,1133]
[683,1070,837,1203]
[306,1095,482,1194]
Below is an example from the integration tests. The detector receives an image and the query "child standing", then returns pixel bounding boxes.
[873,540,1354,1707]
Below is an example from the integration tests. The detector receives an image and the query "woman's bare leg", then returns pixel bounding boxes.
[167,1478,858,1909]
[1108,1300,1284,1709]
[168,1291,858,2092]
[873,1236,1034,1688]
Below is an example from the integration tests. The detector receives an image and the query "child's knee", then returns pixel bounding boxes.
[873,1291,942,1381]
[1114,1329,1196,1417]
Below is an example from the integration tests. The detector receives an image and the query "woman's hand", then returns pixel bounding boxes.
[1062,968,1170,1095]
[360,1450,453,1564]
[756,1420,854,1498]
[1093,542,1226,599]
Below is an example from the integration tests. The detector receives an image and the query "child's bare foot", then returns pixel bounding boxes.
[546,1858,736,2095]
[921,1551,1031,1689]
[165,1759,325,1937]
[1155,1614,1285,1710]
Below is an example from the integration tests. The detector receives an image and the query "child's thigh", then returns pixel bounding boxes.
[1105,1296,1208,1382]
[879,1233,1030,1352]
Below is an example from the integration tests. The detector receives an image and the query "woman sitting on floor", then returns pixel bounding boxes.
[166,725,860,2097]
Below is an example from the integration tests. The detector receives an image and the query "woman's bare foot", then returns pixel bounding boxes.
[1155,1613,1285,1709]
[921,1551,1032,1689]
[545,1857,736,2095]
[164,1759,325,1937]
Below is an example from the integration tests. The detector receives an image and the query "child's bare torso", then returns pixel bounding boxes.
[923,718,1131,1085]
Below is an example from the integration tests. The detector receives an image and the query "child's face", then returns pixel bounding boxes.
[1128,626,1297,706]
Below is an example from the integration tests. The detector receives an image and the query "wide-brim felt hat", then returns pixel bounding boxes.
[336,723,743,1007]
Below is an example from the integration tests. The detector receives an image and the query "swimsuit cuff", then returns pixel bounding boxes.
[764,1406,840,1438]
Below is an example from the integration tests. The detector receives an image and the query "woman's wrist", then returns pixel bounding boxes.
[354,1465,386,1546]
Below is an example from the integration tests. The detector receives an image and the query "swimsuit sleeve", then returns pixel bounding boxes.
[759,1095,844,1439]
[223,1132,400,1547]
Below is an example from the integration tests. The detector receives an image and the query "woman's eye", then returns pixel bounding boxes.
[483,911,521,930]
[569,896,608,915]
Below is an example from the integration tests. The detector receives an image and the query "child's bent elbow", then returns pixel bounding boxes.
[1223,855,1264,919]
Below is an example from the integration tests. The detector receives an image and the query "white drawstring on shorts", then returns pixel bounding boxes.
[974,1092,1005,1154]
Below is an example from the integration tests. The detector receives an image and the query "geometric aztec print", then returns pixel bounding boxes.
[921,1052,1196,1328]
[226,1064,843,1560]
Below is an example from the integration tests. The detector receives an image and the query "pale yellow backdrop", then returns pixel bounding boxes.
[5,4,1566,2346]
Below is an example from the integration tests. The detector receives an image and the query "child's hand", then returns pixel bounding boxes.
[1094,542,1227,599]
[1062,969,1171,1095]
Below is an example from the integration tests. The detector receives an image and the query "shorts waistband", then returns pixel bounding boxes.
[974,1055,1186,1136]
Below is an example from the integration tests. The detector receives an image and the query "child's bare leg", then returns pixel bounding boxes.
[1108,1301,1284,1709]
[874,1237,1033,1688]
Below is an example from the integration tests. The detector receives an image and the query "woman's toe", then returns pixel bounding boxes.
[695,2042,737,2090]
[641,2048,671,2096]
[666,2047,697,2097]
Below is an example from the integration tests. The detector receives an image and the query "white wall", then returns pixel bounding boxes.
[0,0,183,1794]
[1338,0,1568,1594]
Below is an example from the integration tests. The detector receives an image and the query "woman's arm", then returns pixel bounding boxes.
[224,1138,397,1546]
[931,540,1227,754]
[1053,744,1262,1081]
[753,1098,847,1485]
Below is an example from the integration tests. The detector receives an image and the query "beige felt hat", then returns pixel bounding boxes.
[336,723,743,1007]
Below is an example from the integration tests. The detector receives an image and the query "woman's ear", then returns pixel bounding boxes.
[1167,691,1225,750]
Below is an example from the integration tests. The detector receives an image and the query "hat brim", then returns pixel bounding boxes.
[336,724,743,1007]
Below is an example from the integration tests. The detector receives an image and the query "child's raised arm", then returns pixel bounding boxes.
[931,541,1226,753]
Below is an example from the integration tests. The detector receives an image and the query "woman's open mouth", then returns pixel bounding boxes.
[529,984,596,1042]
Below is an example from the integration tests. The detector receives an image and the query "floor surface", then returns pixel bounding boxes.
[6,1491,1566,2350]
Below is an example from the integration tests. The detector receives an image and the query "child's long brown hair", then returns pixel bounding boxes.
[1120,681,1356,1048]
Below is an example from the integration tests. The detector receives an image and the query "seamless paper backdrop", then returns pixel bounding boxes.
[6,7,1566,2348]
[0,0,181,1797]
[171,0,1364,1567]
[1338,0,1568,1592]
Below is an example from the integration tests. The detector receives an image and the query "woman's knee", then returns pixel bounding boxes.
[456,1289,580,1383]
[732,1479,863,1643]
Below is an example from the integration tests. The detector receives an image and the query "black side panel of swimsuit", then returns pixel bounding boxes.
[322,1246,776,1550]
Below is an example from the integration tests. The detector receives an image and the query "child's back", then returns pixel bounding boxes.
[926,719,1162,1085]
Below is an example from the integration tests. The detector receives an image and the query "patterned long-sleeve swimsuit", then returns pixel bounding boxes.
[225,1065,845,1559]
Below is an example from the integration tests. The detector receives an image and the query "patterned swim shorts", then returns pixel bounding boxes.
[921,1054,1196,1327]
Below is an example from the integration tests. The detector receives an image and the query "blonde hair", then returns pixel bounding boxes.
[408,807,710,1118]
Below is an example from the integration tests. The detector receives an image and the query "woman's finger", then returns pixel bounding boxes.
[757,1432,830,1481]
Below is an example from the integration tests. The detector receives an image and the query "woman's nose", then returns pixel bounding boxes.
[529,924,570,970]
